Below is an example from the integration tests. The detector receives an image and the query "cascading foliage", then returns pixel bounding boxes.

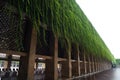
[6,0,115,62]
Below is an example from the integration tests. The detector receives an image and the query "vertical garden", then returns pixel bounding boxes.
[0,0,115,62]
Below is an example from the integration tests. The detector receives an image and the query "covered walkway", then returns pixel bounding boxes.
[0,0,116,80]
[79,67,120,80]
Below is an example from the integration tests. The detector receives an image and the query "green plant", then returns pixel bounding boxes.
[5,0,115,62]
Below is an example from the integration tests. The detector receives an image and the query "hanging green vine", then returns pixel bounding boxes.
[5,0,115,62]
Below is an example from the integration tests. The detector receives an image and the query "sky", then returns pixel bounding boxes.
[76,0,120,59]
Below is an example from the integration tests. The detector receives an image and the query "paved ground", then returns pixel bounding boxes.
[78,67,120,80]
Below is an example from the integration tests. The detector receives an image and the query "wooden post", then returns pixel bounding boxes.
[91,55,95,73]
[88,55,91,73]
[96,58,99,72]
[99,57,102,71]
[94,58,97,72]
[27,28,37,80]
[35,58,39,69]
[98,62,100,72]
[72,44,80,77]
[97,58,99,72]
[61,40,72,79]
[18,56,28,80]
[45,33,58,80]
[7,55,12,69]
[83,53,87,74]
[80,52,84,75]
[18,23,37,80]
